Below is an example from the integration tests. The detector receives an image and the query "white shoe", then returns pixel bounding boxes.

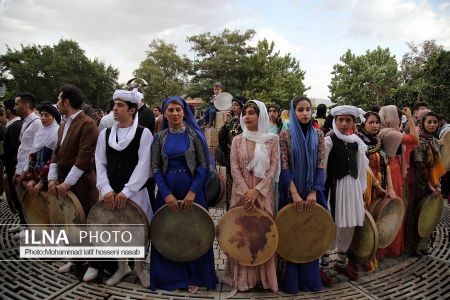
[83,267,99,282]
[13,230,26,239]
[58,262,74,273]
[105,261,131,286]
[8,225,21,233]
[134,260,150,288]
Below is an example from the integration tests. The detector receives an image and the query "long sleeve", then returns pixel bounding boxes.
[151,134,171,199]
[95,129,114,196]
[230,136,249,196]
[279,130,293,191]
[313,168,325,192]
[190,134,208,193]
[255,136,280,197]
[121,129,153,198]
[16,117,42,174]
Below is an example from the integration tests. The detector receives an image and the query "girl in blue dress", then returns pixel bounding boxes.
[278,96,327,293]
[150,96,216,293]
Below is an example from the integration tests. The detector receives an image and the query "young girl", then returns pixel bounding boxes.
[405,110,446,255]
[278,96,326,293]
[223,100,280,294]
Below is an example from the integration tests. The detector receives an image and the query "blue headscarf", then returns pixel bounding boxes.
[289,98,318,198]
[162,96,214,175]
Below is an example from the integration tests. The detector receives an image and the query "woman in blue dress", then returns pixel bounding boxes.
[150,96,216,293]
[278,96,327,293]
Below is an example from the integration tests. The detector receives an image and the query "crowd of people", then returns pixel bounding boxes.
[0,81,448,296]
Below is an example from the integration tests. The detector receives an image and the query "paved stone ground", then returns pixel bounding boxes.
[0,198,449,299]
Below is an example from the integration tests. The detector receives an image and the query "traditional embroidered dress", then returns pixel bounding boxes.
[277,99,326,293]
[223,100,280,293]
[150,96,216,291]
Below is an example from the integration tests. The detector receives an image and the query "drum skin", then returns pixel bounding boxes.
[150,201,215,262]
[347,210,378,264]
[369,197,405,249]
[418,194,444,238]
[276,203,335,263]
[22,191,50,224]
[214,92,233,111]
[87,199,150,242]
[45,190,86,224]
[206,171,225,208]
[216,206,278,266]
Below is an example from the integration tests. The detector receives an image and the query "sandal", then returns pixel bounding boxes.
[188,286,199,294]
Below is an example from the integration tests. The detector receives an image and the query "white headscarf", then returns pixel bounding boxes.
[108,88,142,151]
[240,100,280,182]
[31,120,59,152]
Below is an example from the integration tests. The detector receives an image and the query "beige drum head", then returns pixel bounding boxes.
[276,203,335,263]
[418,194,443,238]
[214,92,233,111]
[347,210,378,264]
[87,199,150,242]
[216,206,278,266]
[150,201,215,262]
[22,191,50,224]
[369,197,405,248]
[45,190,86,224]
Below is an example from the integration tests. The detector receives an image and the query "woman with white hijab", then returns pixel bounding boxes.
[223,100,280,295]
[24,101,60,195]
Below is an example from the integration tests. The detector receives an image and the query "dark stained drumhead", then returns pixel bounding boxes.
[216,206,278,266]
[207,171,225,208]
[87,199,150,242]
[418,194,444,238]
[45,191,86,225]
[369,197,405,249]
[150,201,215,262]
[22,191,50,224]
[276,203,335,263]
[347,210,378,264]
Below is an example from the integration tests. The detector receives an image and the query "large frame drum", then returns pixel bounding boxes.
[440,130,450,171]
[418,194,444,238]
[347,210,378,264]
[368,196,405,248]
[150,201,215,262]
[44,191,86,224]
[216,206,278,266]
[22,191,50,225]
[275,203,335,263]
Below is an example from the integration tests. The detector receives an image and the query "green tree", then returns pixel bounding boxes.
[0,39,119,109]
[133,39,191,107]
[329,47,399,109]
[247,39,307,107]
[186,29,256,100]
[394,41,449,119]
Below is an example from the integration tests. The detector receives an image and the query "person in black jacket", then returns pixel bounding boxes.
[1,98,24,231]
[134,89,156,210]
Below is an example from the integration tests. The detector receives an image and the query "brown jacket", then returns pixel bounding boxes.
[52,111,99,214]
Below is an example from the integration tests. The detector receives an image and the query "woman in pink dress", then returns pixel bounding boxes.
[223,100,280,295]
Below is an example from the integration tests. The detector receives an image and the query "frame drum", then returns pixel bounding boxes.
[347,210,378,264]
[150,201,215,262]
[276,203,335,263]
[418,194,444,238]
[216,206,278,266]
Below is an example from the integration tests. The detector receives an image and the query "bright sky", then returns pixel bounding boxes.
[1,0,449,101]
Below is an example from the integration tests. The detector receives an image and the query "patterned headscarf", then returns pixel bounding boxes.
[289,99,318,198]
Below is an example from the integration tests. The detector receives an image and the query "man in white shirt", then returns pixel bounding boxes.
[12,93,43,238]
[88,88,153,287]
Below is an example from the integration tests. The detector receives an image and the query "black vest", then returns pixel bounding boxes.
[106,126,144,193]
[327,134,358,180]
